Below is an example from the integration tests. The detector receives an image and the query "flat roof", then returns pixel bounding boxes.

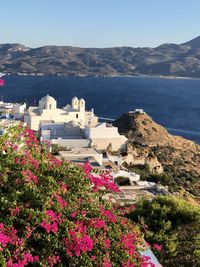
[59,148,101,157]
[40,120,54,124]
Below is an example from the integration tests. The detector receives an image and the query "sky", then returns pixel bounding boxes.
[1,0,200,48]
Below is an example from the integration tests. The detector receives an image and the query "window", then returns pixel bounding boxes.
[76,114,78,118]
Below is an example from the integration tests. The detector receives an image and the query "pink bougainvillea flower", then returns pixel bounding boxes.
[153,243,163,251]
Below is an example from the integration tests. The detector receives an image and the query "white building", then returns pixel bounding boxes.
[0,101,26,119]
[129,109,144,115]
[24,95,98,131]
[40,121,90,149]
[84,122,127,152]
[13,103,26,119]
[28,96,127,152]
[40,121,127,152]
[0,101,13,118]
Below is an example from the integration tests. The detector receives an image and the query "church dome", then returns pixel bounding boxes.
[39,95,57,110]
[40,95,56,103]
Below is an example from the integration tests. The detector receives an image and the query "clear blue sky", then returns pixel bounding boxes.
[1,0,200,48]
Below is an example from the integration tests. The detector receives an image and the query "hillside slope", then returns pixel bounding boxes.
[114,112,200,196]
[2,36,200,77]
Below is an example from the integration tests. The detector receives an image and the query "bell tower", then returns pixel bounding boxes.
[72,97,79,110]
[79,98,85,112]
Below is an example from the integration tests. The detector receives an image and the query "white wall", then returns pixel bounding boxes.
[25,110,87,131]
[40,123,83,137]
[13,103,26,119]
[84,124,127,151]
[85,124,119,139]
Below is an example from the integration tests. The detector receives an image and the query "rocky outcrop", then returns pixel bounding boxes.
[114,112,200,195]
[123,143,163,174]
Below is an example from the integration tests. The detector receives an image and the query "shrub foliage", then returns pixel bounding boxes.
[127,195,200,267]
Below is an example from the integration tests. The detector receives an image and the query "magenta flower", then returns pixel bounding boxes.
[153,243,163,251]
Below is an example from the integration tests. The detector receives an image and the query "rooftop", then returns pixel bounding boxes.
[59,148,101,157]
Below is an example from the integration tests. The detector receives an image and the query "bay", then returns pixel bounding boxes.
[1,75,200,143]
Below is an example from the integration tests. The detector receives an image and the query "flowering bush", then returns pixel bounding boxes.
[0,125,154,266]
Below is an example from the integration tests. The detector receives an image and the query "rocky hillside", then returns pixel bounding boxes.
[114,112,200,196]
[2,36,200,77]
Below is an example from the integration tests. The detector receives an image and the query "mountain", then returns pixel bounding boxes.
[114,111,200,198]
[182,35,200,48]
[1,37,200,77]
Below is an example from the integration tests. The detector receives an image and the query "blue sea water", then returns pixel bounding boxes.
[1,75,200,143]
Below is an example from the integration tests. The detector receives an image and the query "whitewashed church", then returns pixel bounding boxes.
[24,95,98,130]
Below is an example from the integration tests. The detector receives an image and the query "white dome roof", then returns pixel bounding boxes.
[40,95,56,102]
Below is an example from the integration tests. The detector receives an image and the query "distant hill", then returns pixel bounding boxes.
[182,35,200,48]
[2,36,200,77]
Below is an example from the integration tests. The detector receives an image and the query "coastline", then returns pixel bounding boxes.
[4,73,200,80]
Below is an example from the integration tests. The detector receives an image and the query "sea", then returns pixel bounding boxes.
[1,75,200,144]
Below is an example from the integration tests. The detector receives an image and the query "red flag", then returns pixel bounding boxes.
[0,79,4,86]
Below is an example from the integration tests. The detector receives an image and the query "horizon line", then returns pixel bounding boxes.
[1,35,199,49]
